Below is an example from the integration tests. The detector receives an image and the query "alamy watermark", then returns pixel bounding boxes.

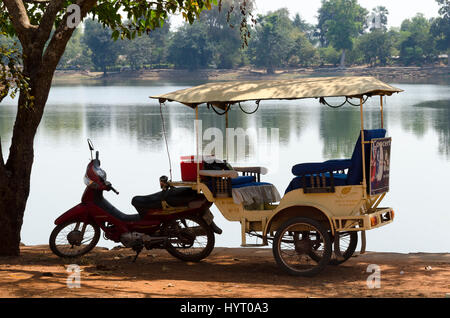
[366,264,381,289]
[66,4,81,29]
[367,13,384,30]
[191,120,280,170]
[66,264,81,289]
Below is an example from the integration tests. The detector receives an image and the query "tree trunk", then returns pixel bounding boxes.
[0,178,23,256]
[1,0,96,257]
[0,59,53,256]
[339,49,346,69]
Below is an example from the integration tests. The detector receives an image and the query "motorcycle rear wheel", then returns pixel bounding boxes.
[49,221,100,258]
[164,216,215,262]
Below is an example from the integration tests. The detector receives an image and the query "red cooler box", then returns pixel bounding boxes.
[180,155,215,181]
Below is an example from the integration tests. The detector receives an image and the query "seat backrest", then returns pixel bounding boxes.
[347,129,386,185]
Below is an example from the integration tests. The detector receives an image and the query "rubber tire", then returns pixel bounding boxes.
[165,216,215,262]
[49,221,100,258]
[273,217,332,277]
[309,231,358,265]
[330,231,358,265]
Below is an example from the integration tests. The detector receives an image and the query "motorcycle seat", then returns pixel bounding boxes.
[94,193,141,222]
[132,187,204,215]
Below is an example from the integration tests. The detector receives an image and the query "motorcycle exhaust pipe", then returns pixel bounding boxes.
[202,209,222,235]
[210,221,223,235]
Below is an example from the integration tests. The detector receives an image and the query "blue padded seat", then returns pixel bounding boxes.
[285,129,386,194]
[232,181,272,189]
[231,175,256,186]
[204,175,260,196]
[292,159,352,176]
[285,173,347,194]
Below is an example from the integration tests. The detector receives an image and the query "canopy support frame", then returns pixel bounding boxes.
[360,97,367,199]
[195,105,200,192]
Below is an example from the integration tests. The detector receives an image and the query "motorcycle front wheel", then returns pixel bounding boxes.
[49,221,100,258]
[164,216,215,262]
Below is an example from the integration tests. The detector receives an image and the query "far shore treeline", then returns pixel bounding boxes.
[1,0,449,75]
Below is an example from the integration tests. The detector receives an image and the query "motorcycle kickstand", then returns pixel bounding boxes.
[131,244,143,263]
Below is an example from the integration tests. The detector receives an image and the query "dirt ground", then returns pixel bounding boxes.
[0,245,449,298]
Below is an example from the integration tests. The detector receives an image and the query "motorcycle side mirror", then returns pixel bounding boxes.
[160,175,169,190]
[87,139,95,160]
[87,139,94,151]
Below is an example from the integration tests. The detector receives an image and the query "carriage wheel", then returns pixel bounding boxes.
[309,231,358,265]
[331,231,358,265]
[272,217,332,277]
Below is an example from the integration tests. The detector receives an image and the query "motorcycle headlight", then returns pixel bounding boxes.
[95,168,107,180]
[84,175,93,186]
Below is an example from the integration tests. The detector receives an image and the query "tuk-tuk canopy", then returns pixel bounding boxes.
[151,76,403,108]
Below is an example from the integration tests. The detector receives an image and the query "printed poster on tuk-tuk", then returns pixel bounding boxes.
[370,137,392,195]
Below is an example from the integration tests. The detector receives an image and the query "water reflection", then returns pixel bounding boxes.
[0,81,449,252]
[3,86,447,160]
[319,107,362,158]
[416,100,450,158]
[0,106,15,139]
[41,107,84,140]
[434,108,450,157]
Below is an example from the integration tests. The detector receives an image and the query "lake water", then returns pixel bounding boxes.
[1,78,449,253]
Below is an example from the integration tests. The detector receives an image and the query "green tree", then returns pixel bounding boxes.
[122,33,152,70]
[58,28,92,70]
[399,14,435,65]
[166,0,255,70]
[168,21,214,70]
[0,32,31,103]
[120,20,171,70]
[357,29,395,66]
[248,8,294,73]
[288,29,318,67]
[318,46,341,66]
[200,0,254,69]
[317,0,368,67]
[315,2,332,47]
[0,0,251,256]
[83,19,122,74]
[431,0,450,65]
[293,13,316,44]
[145,21,171,68]
[355,7,394,67]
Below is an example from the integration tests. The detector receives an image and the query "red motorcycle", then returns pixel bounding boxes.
[49,139,221,262]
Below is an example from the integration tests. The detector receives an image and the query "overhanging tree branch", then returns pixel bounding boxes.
[42,0,98,70]
[35,0,65,49]
[3,0,37,48]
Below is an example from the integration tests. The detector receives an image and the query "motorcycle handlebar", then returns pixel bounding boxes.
[104,180,119,195]
[110,185,119,195]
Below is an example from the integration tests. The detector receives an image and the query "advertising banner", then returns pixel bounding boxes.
[369,137,392,195]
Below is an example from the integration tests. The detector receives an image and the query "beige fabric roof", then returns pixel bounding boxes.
[151,76,403,108]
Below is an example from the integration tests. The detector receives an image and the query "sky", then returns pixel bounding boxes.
[171,0,441,29]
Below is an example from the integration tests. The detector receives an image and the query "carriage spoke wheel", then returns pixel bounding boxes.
[49,221,100,258]
[164,216,215,262]
[309,231,358,265]
[273,217,331,277]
